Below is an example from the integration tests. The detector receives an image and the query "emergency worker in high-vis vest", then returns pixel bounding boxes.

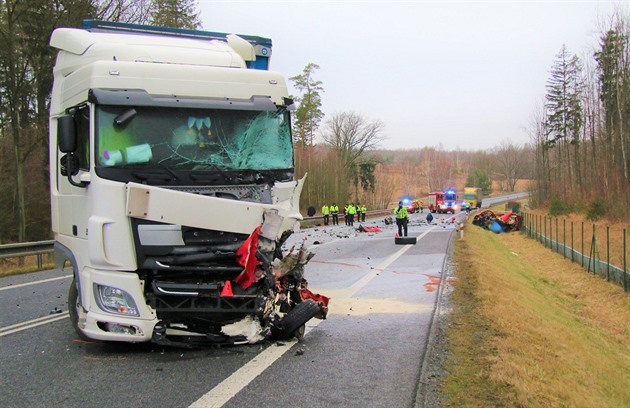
[394,201,409,236]
[347,203,357,226]
[330,203,339,225]
[360,204,367,222]
[322,204,330,225]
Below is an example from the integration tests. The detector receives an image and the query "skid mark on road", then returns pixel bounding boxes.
[311,259,365,268]
[422,274,441,292]
[83,356,128,361]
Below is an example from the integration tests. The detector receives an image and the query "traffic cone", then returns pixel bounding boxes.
[395,232,399,238]
[220,280,233,297]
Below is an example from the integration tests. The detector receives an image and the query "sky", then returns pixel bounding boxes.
[197,0,624,151]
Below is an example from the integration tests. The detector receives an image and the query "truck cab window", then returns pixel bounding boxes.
[75,105,90,170]
[95,105,293,171]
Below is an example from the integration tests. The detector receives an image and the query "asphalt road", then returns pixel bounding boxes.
[0,212,463,408]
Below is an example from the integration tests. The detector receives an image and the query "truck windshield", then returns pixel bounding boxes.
[95,105,292,171]
[444,193,457,201]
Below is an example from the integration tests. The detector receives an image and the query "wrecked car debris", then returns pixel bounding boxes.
[472,209,522,233]
[357,225,382,233]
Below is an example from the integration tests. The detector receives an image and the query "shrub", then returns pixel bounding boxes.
[548,196,571,216]
[586,200,606,221]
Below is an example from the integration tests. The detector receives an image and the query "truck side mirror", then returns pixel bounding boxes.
[57,114,77,153]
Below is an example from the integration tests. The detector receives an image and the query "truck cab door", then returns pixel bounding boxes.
[54,106,91,240]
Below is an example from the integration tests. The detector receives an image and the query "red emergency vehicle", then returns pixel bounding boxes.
[429,189,459,213]
[428,191,445,213]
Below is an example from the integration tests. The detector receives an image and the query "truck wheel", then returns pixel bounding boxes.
[68,279,90,340]
[279,299,320,339]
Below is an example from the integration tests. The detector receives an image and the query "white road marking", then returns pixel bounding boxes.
[0,274,72,292]
[189,225,437,408]
[0,312,69,337]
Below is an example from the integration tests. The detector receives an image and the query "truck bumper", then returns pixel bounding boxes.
[77,268,157,342]
[80,310,156,342]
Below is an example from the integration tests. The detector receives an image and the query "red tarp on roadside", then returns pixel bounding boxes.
[358,225,382,233]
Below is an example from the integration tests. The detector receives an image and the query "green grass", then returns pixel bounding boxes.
[0,255,54,277]
[441,217,630,407]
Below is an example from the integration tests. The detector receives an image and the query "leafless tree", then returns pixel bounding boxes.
[322,112,386,171]
[495,139,524,192]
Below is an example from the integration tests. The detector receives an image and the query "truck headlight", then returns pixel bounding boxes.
[94,284,139,316]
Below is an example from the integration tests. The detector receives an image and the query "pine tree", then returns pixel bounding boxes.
[150,0,201,29]
[290,63,324,149]
[545,45,584,199]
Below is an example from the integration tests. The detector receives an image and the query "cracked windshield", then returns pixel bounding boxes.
[96,105,292,171]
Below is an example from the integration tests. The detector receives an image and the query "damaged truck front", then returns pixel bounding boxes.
[49,21,327,347]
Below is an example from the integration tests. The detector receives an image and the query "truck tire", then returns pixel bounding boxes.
[68,279,90,340]
[279,299,320,339]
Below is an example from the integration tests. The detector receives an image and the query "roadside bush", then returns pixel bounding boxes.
[548,196,571,216]
[586,200,606,221]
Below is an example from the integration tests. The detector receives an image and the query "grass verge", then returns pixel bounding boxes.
[441,217,630,407]
[0,255,55,277]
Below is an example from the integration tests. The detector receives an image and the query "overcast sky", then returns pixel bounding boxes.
[198,0,623,151]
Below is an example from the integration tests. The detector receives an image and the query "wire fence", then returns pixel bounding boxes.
[520,212,629,292]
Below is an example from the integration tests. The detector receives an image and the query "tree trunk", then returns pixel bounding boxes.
[12,127,26,243]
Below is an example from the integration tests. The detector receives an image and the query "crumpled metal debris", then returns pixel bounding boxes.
[271,242,315,282]
[472,209,522,232]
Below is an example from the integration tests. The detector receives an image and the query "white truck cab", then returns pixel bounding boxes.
[49,21,325,347]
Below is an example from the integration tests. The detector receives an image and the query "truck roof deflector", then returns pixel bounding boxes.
[227,34,256,62]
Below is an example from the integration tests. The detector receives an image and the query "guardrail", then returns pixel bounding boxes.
[0,240,55,270]
[300,209,392,227]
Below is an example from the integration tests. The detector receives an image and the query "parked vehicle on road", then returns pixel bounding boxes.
[463,187,483,209]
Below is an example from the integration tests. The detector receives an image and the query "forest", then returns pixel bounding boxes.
[0,1,628,245]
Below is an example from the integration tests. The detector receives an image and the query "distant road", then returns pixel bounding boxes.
[482,191,529,208]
